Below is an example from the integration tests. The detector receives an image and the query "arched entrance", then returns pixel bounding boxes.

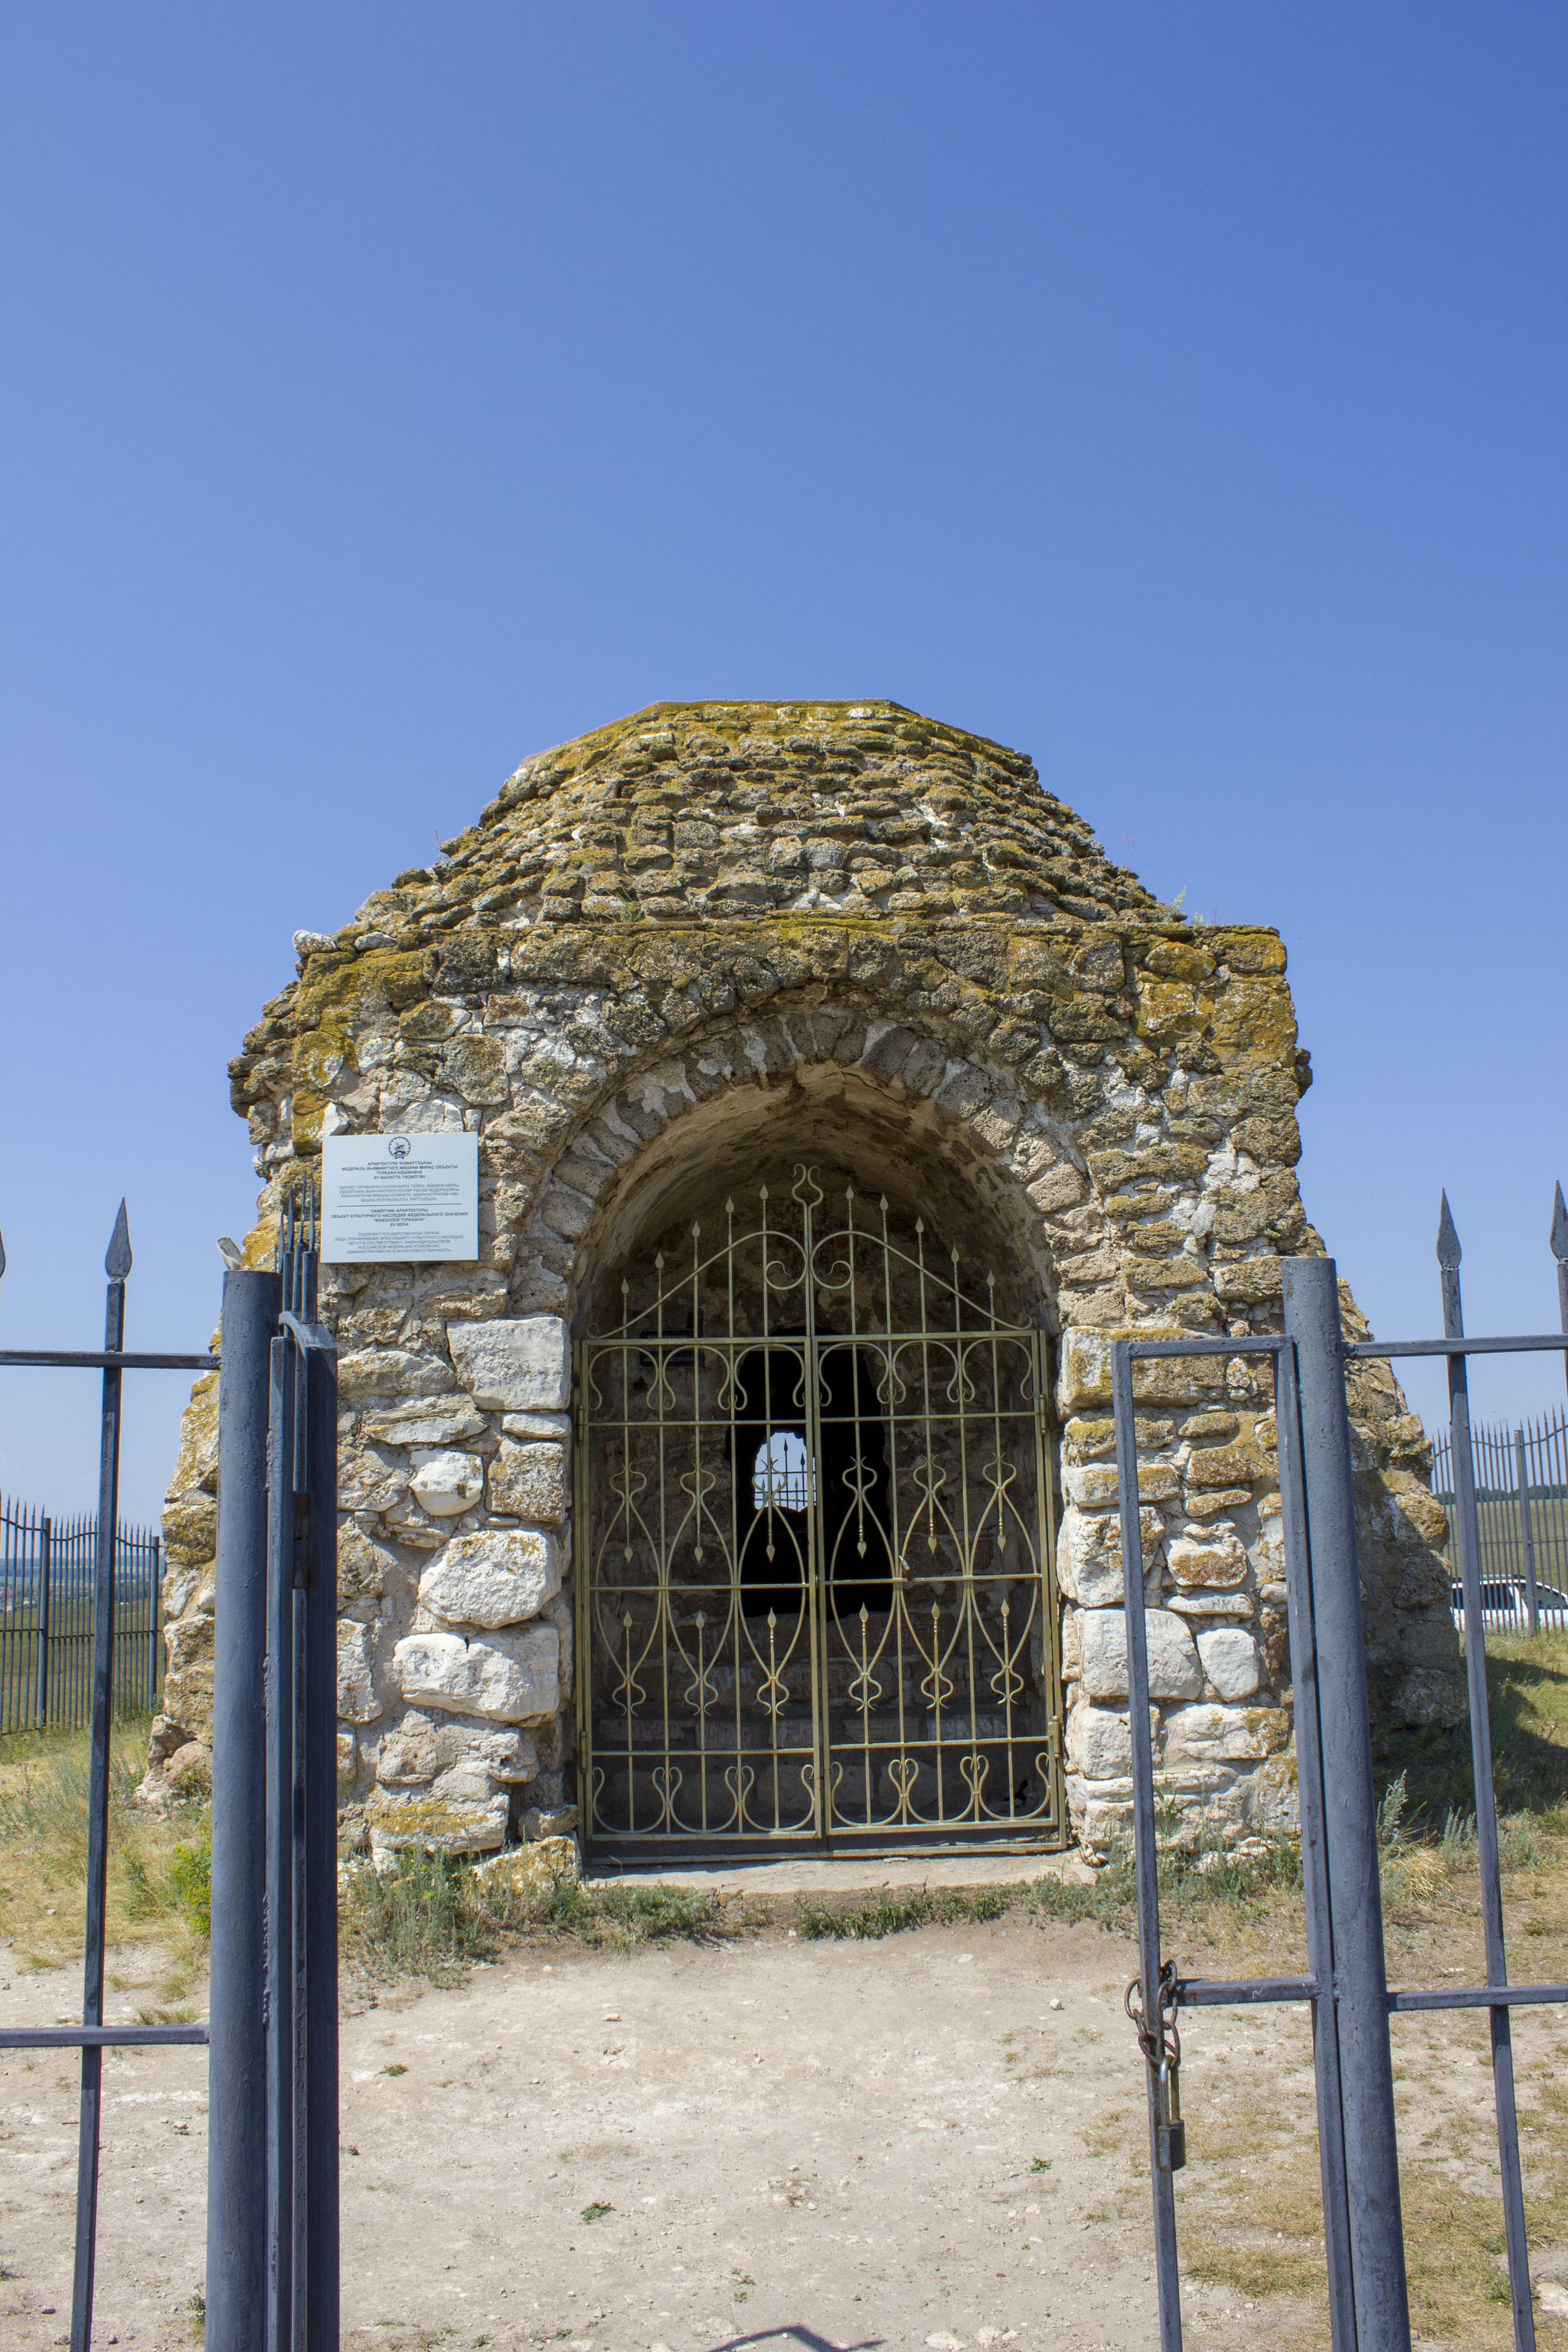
[574,1166,1066,1853]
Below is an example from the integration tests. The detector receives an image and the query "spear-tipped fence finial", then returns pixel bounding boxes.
[105,1200,132,1280]
[1552,1181,1568,1263]
[1436,1190,1462,1270]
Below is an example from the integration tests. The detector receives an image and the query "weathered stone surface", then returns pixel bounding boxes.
[1161,1702,1289,1766]
[392,1623,559,1720]
[162,1496,217,1567]
[448,1316,570,1411]
[338,1524,395,1602]
[473,1834,580,1896]
[360,1397,488,1448]
[1077,1609,1204,1701]
[1195,1625,1262,1698]
[338,1348,456,1403]
[365,1785,509,1857]
[376,1712,537,1786]
[418,1528,562,1628]
[163,697,1461,1852]
[409,1449,486,1517]
[1057,1505,1165,1605]
[1167,1532,1248,1589]
[1066,1701,1134,1779]
[1063,1461,1181,1510]
[336,1620,382,1723]
[487,1440,569,1524]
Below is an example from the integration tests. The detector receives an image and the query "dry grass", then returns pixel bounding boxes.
[1156,1628,1568,2347]
[0,1722,210,2001]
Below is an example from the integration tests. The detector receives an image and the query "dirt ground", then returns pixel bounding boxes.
[3,1903,1566,2352]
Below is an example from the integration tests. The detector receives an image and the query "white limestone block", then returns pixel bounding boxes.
[336,1621,381,1724]
[393,1622,560,1722]
[1196,1625,1262,1698]
[418,1527,562,1627]
[338,1348,456,1403]
[408,1449,486,1518]
[1161,1701,1289,1766]
[1057,1504,1165,1606]
[1077,1608,1203,1701]
[448,1316,570,1411]
[1066,1700,1133,1780]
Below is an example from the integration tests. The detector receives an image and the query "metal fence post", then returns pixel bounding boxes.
[1281,1256,1411,2352]
[1273,1339,1359,2352]
[149,1534,162,1713]
[207,1266,279,2352]
[1553,1184,1567,1407]
[1112,1340,1183,2352]
[1513,1429,1539,1635]
[302,1331,340,2352]
[1438,1199,1536,2350]
[70,1203,132,2352]
[36,1515,51,1730]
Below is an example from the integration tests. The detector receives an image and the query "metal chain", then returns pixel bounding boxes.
[1125,1957,1182,2080]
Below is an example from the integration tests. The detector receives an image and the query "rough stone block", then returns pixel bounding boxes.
[1077,1608,1203,1700]
[1063,1462,1181,1510]
[365,1785,509,1858]
[409,1449,486,1517]
[360,1397,488,1448]
[488,1440,569,1524]
[1057,1504,1165,1605]
[1066,1701,1134,1779]
[338,1348,456,1403]
[162,1496,217,1567]
[337,1526,394,1602]
[448,1316,570,1411]
[336,1620,382,1723]
[418,1527,562,1627]
[1195,1626,1262,1698]
[472,1834,580,1899]
[1161,1701,1289,1766]
[1058,1328,1226,1414]
[1166,1532,1248,1589]
[393,1622,560,1721]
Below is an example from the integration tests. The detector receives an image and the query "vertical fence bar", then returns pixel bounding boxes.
[303,1325,340,2352]
[1437,1201,1535,2352]
[1514,1431,1538,1635]
[1273,1341,1359,2352]
[207,1265,279,2352]
[265,1330,295,2352]
[70,1204,130,2352]
[1282,1256,1411,2352]
[1112,1340,1182,2352]
[1553,1185,1567,1410]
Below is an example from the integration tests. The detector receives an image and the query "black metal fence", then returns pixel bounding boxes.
[1429,1412,1568,1632]
[0,1495,163,1732]
[1116,1184,1568,2352]
[0,1194,340,2352]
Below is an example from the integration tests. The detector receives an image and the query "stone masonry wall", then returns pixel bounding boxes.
[145,703,1464,1852]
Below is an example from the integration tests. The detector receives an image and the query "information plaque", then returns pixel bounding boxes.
[321,1133,479,1264]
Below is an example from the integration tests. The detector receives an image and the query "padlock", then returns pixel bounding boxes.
[1155,2050,1186,2171]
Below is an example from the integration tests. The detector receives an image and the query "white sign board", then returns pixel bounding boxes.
[321,1133,479,1264]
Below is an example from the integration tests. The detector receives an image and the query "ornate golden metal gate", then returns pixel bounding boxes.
[573,1168,1065,1852]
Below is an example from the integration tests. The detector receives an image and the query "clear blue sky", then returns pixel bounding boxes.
[2,3,1564,1521]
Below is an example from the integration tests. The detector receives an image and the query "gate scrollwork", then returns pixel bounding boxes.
[574,1167,1066,1848]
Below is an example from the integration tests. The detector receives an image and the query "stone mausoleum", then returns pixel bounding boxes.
[145,702,1464,1859]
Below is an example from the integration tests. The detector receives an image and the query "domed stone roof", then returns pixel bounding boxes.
[327,700,1171,947]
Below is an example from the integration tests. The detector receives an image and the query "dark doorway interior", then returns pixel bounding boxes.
[727,1341,893,1618]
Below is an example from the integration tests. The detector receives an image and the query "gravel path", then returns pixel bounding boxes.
[2,1916,1315,2352]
